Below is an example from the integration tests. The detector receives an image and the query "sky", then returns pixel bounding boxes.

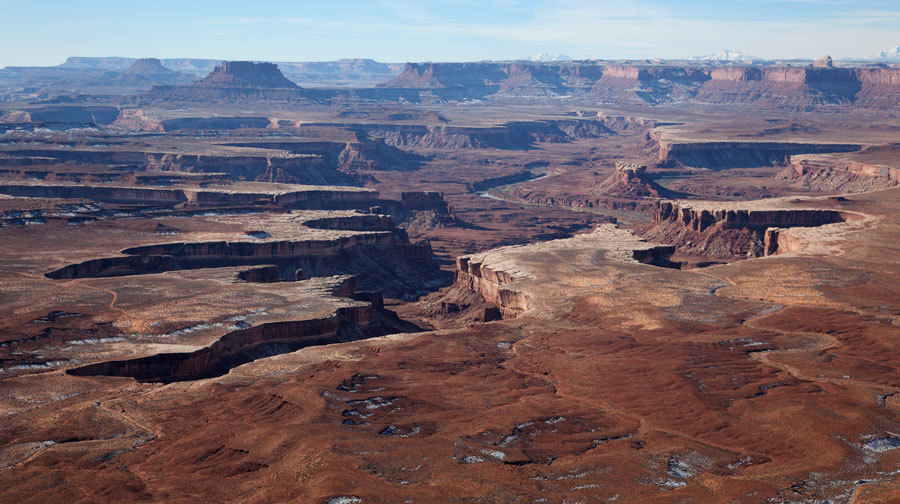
[1,0,898,67]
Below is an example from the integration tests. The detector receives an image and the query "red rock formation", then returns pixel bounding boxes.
[645,200,846,259]
[594,162,664,199]
[454,256,530,319]
[651,200,844,232]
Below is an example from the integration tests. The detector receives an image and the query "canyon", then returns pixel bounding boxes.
[0,56,899,504]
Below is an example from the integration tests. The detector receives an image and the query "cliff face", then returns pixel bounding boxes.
[45,212,440,298]
[4,148,361,185]
[0,183,376,208]
[160,116,271,131]
[65,284,415,383]
[454,256,530,319]
[778,149,900,193]
[651,201,845,232]
[657,139,862,169]
[644,200,846,259]
[362,119,614,150]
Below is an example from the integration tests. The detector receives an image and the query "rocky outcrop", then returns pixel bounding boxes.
[192,61,299,89]
[594,162,666,199]
[813,56,834,69]
[124,58,175,76]
[763,228,806,256]
[236,265,282,283]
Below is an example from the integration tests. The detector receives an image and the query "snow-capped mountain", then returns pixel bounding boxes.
[525,53,573,62]
[876,46,900,62]
[691,50,761,62]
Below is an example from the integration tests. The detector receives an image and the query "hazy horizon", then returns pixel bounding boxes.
[1,0,898,68]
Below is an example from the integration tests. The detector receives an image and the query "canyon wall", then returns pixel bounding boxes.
[66,303,374,382]
[0,183,378,209]
[645,200,847,259]
[651,200,845,232]
[656,139,862,168]
[454,256,530,319]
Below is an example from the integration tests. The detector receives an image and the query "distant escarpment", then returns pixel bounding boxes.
[380,62,900,111]
[130,60,900,110]
[192,61,299,89]
[643,200,846,259]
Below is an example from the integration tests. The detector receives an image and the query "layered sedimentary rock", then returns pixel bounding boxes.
[360,119,614,150]
[455,255,532,318]
[651,200,845,233]
[220,139,426,173]
[381,61,900,110]
[778,145,900,192]
[160,116,272,131]
[657,139,862,168]
[645,199,847,258]
[43,208,439,298]
[594,162,666,199]
[0,182,377,208]
[0,148,361,185]
[61,273,420,383]
[0,105,121,125]
[47,231,418,278]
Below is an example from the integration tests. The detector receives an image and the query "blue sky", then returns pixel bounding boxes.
[1,0,898,67]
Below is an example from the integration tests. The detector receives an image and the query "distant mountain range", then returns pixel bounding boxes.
[876,46,900,62]
[690,50,763,62]
[524,53,573,62]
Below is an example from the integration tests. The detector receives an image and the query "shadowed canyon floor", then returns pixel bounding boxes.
[1,59,900,503]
